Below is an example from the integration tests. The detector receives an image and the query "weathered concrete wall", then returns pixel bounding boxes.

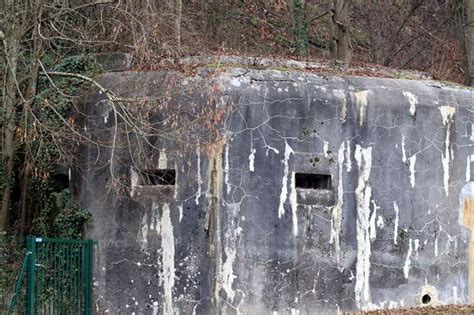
[76,68,474,314]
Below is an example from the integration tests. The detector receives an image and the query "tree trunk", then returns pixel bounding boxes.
[466,0,474,85]
[19,4,43,233]
[1,36,19,232]
[289,0,309,56]
[365,10,378,63]
[175,0,182,55]
[207,0,225,41]
[329,0,351,62]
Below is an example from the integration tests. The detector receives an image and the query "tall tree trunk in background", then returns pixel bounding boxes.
[207,0,225,42]
[19,3,43,233]
[289,0,309,56]
[364,8,378,64]
[1,0,42,233]
[466,0,474,85]
[1,32,19,233]
[175,0,182,55]
[329,0,351,62]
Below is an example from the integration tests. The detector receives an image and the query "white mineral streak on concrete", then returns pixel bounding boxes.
[471,123,474,142]
[439,106,456,196]
[388,301,398,309]
[403,91,417,117]
[252,84,261,92]
[408,154,417,188]
[323,141,330,158]
[377,216,384,228]
[191,302,199,315]
[230,77,241,87]
[195,147,202,205]
[150,202,161,234]
[103,110,109,124]
[225,144,231,194]
[354,90,370,126]
[290,171,298,237]
[434,236,439,257]
[139,211,149,251]
[173,173,179,199]
[249,146,256,172]
[401,135,407,163]
[369,200,378,240]
[178,204,183,223]
[333,89,347,122]
[330,142,345,263]
[467,154,473,181]
[152,301,159,315]
[393,202,399,245]
[414,239,420,256]
[265,145,279,156]
[403,239,413,279]
[130,167,139,197]
[451,141,455,163]
[221,203,241,303]
[158,149,168,169]
[345,140,352,172]
[160,203,175,315]
[453,286,459,303]
[354,144,373,309]
[278,141,294,218]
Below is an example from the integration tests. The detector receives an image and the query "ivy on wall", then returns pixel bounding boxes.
[5,55,101,238]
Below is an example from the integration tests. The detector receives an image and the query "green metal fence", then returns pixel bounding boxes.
[8,236,94,315]
[1,234,26,313]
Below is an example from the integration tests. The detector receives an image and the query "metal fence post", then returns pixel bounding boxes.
[7,250,30,315]
[84,239,93,315]
[26,236,36,315]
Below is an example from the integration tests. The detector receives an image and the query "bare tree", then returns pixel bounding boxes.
[0,0,122,232]
[0,0,228,233]
[205,0,227,45]
[1,0,41,231]
[175,0,183,55]
[288,0,309,56]
[466,0,474,85]
[329,0,351,62]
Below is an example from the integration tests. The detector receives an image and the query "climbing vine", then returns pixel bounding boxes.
[6,55,100,237]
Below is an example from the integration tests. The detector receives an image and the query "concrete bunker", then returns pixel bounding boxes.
[77,67,474,314]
